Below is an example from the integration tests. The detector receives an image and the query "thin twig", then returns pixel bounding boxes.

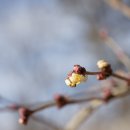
[31,97,103,114]
[31,116,61,130]
[112,73,130,83]
[65,100,103,130]
[65,107,94,130]
[86,71,101,75]
[105,0,130,19]
[102,35,130,71]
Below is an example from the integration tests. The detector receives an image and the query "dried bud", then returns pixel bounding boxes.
[18,107,32,125]
[65,72,87,87]
[73,65,86,76]
[54,94,68,108]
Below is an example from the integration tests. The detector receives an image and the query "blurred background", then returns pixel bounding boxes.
[0,0,130,130]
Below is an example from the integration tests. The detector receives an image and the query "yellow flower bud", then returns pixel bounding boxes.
[65,79,73,86]
[97,60,109,69]
[65,73,87,87]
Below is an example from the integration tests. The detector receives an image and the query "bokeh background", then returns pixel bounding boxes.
[0,0,130,130]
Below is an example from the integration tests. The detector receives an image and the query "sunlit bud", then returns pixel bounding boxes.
[65,72,87,87]
[97,60,109,69]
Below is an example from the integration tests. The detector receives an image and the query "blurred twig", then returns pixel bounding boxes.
[99,30,130,71]
[65,106,95,130]
[65,100,103,130]
[105,0,130,19]
[0,96,20,111]
[31,116,61,130]
[0,96,60,130]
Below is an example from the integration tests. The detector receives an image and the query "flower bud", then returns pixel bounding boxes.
[18,107,32,125]
[97,60,109,69]
[65,72,87,87]
[54,94,68,108]
[65,78,73,87]
[73,65,86,75]
[97,60,112,79]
